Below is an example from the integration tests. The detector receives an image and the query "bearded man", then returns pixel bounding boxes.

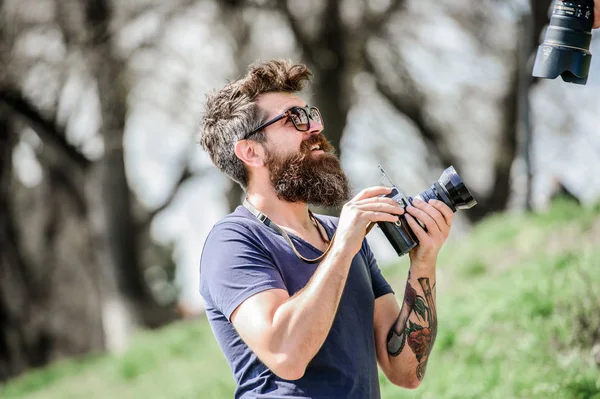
[199,60,454,399]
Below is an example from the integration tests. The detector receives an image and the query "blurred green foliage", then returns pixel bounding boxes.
[1,198,599,399]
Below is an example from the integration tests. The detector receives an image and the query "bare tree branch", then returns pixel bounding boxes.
[124,0,200,25]
[364,0,407,34]
[0,88,91,170]
[363,54,455,168]
[145,167,193,222]
[137,163,212,230]
[272,0,320,65]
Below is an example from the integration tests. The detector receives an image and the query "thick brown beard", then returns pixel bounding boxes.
[264,136,351,208]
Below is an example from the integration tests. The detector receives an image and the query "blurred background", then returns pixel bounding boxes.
[1,0,600,398]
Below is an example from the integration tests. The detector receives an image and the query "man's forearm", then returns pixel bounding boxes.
[386,263,438,382]
[269,243,354,373]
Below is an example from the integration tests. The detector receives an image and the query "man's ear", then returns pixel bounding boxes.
[234,140,265,167]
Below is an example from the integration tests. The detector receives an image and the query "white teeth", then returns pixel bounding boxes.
[311,145,320,150]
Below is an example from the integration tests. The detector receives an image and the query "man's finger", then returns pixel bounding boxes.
[353,186,393,201]
[405,214,428,242]
[595,1,600,29]
[412,199,447,232]
[355,196,404,209]
[429,199,454,226]
[406,204,440,234]
[362,211,401,224]
[357,202,405,216]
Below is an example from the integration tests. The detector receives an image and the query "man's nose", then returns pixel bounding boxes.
[306,119,324,136]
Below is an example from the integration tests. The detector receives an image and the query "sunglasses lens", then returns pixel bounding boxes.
[309,107,322,125]
[290,108,310,131]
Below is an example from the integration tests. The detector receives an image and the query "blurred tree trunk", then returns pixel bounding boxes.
[309,1,348,157]
[84,0,176,327]
[0,111,34,380]
[0,107,105,381]
[518,11,535,212]
[522,0,552,210]
[0,2,104,379]
[469,65,520,222]
[532,0,553,47]
[0,0,183,380]
[468,0,552,220]
[276,0,407,215]
[279,0,353,158]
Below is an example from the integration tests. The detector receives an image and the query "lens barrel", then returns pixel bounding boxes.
[377,166,477,257]
[532,0,594,85]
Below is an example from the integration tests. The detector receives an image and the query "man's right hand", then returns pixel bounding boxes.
[334,187,404,256]
[595,0,600,29]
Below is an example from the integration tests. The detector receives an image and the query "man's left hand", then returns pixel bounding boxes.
[404,199,453,266]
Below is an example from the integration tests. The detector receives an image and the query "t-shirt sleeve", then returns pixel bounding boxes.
[362,238,395,298]
[200,221,287,321]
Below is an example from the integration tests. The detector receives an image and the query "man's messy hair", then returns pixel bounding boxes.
[200,60,312,188]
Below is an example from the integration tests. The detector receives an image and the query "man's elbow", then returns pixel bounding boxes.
[388,372,422,389]
[397,377,421,390]
[267,354,307,381]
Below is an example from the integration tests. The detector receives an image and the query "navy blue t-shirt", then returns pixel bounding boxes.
[199,206,394,399]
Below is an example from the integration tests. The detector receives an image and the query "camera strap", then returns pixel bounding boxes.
[243,198,336,264]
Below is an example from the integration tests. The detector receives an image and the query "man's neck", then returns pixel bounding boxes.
[246,187,313,232]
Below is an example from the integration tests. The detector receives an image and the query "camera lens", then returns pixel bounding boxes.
[414,166,477,212]
[532,0,594,85]
[377,166,477,257]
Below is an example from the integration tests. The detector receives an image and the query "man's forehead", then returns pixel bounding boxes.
[256,92,306,116]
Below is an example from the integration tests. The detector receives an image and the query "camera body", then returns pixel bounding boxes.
[377,166,477,257]
[532,0,595,85]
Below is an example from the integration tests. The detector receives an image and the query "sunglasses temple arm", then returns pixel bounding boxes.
[243,113,287,139]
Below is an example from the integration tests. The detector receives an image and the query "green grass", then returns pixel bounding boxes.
[2,198,599,399]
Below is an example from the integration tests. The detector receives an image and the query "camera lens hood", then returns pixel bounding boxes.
[532,45,592,85]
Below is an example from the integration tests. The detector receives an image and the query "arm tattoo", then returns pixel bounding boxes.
[386,276,438,381]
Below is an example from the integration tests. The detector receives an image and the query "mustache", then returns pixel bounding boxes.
[300,135,335,155]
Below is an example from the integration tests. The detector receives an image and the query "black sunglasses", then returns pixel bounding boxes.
[241,105,323,140]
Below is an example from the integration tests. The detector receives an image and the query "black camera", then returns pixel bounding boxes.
[377,166,477,257]
[532,0,595,85]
